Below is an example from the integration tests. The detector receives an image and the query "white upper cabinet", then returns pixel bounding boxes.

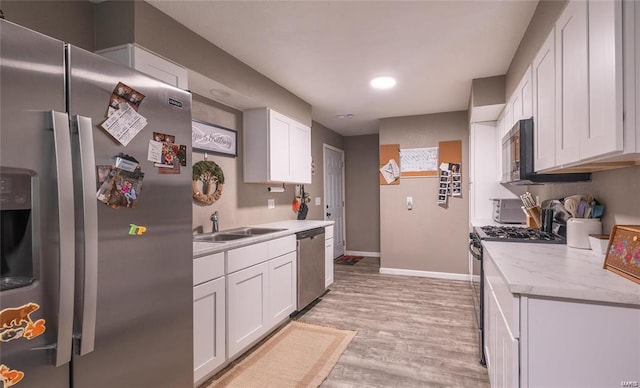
[532,29,557,172]
[243,108,312,184]
[96,44,188,90]
[555,0,589,166]
[584,0,624,160]
[511,66,533,124]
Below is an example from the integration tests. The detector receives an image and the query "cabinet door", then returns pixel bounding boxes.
[269,110,292,182]
[532,29,557,171]
[132,46,189,89]
[227,262,269,358]
[523,298,640,388]
[496,112,506,182]
[521,67,533,120]
[268,252,297,325]
[290,121,312,184]
[325,238,334,287]
[193,277,226,385]
[483,273,494,379]
[555,0,588,165]
[494,302,519,388]
[583,0,624,159]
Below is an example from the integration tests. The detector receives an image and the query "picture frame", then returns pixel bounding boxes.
[192,120,237,157]
[603,225,640,285]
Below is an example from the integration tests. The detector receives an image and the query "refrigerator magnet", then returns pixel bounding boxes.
[0,364,25,387]
[96,167,144,209]
[107,82,145,116]
[0,302,47,343]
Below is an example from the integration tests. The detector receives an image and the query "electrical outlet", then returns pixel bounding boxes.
[407,196,413,210]
[315,197,321,206]
[268,199,275,209]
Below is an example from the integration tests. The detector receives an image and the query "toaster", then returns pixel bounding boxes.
[491,198,526,224]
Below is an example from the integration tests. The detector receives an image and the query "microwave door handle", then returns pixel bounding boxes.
[50,111,75,366]
[74,115,98,356]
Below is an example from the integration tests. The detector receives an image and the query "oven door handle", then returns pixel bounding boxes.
[469,242,482,260]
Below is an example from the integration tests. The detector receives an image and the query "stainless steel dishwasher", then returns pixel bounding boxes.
[296,227,326,310]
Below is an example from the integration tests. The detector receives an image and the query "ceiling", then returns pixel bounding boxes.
[147,1,538,136]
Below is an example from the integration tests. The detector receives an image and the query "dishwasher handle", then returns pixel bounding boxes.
[295,227,325,240]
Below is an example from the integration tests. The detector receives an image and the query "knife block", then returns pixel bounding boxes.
[525,206,541,228]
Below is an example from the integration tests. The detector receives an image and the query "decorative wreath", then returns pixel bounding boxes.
[192,160,225,205]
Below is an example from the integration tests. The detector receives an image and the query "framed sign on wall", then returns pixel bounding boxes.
[192,120,237,157]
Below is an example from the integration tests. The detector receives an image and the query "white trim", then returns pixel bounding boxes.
[345,250,380,258]
[379,267,471,282]
[323,143,346,257]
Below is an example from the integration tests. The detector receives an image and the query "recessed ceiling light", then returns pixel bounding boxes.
[370,76,396,89]
[336,114,355,119]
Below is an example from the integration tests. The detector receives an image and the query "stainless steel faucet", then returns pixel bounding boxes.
[210,211,219,233]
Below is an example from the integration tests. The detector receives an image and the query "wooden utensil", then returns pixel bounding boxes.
[564,198,579,218]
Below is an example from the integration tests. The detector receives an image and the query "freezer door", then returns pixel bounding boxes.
[66,45,193,387]
[0,20,72,386]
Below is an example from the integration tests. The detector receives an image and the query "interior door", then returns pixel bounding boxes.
[323,145,344,258]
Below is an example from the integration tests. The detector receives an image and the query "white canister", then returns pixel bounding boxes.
[566,218,602,249]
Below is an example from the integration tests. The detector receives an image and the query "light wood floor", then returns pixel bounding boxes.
[296,257,490,388]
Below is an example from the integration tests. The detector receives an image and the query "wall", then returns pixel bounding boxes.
[379,111,469,275]
[307,121,344,221]
[1,0,95,50]
[191,93,344,233]
[506,0,640,234]
[505,0,568,97]
[93,0,312,127]
[344,134,380,253]
[527,166,640,234]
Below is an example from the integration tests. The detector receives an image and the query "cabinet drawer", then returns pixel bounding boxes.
[484,253,520,338]
[268,235,296,259]
[227,241,269,274]
[325,225,334,240]
[193,252,225,286]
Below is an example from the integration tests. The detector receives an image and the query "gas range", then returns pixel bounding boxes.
[473,225,565,244]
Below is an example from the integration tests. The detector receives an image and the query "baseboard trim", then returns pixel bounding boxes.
[379,267,471,281]
[345,250,380,258]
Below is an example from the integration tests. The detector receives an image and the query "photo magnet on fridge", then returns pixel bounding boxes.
[96,166,144,209]
[107,82,145,116]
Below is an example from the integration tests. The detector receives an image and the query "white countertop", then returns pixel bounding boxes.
[193,220,334,258]
[482,241,640,306]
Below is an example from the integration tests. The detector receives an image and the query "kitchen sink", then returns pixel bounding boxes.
[224,227,287,235]
[193,233,249,242]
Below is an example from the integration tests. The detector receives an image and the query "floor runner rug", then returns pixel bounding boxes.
[335,255,364,265]
[206,321,356,387]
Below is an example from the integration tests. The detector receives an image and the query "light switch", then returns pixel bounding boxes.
[315,197,321,206]
[268,199,275,209]
[407,196,413,210]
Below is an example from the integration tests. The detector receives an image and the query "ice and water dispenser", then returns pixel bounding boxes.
[0,172,35,290]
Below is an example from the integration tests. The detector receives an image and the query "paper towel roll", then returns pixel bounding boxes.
[566,218,602,249]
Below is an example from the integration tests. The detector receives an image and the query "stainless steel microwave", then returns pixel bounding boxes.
[501,118,591,184]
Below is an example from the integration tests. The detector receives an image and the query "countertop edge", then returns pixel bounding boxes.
[482,241,640,307]
[193,220,334,258]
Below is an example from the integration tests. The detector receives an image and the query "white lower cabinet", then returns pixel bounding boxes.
[193,277,226,386]
[227,261,269,358]
[267,252,297,326]
[226,236,297,359]
[485,253,640,388]
[484,257,519,388]
[324,225,334,288]
[193,253,226,386]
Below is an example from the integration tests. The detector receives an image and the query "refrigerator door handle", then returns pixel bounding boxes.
[74,115,98,356]
[50,110,75,366]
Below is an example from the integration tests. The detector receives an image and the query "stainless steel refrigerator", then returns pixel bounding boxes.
[0,19,193,387]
